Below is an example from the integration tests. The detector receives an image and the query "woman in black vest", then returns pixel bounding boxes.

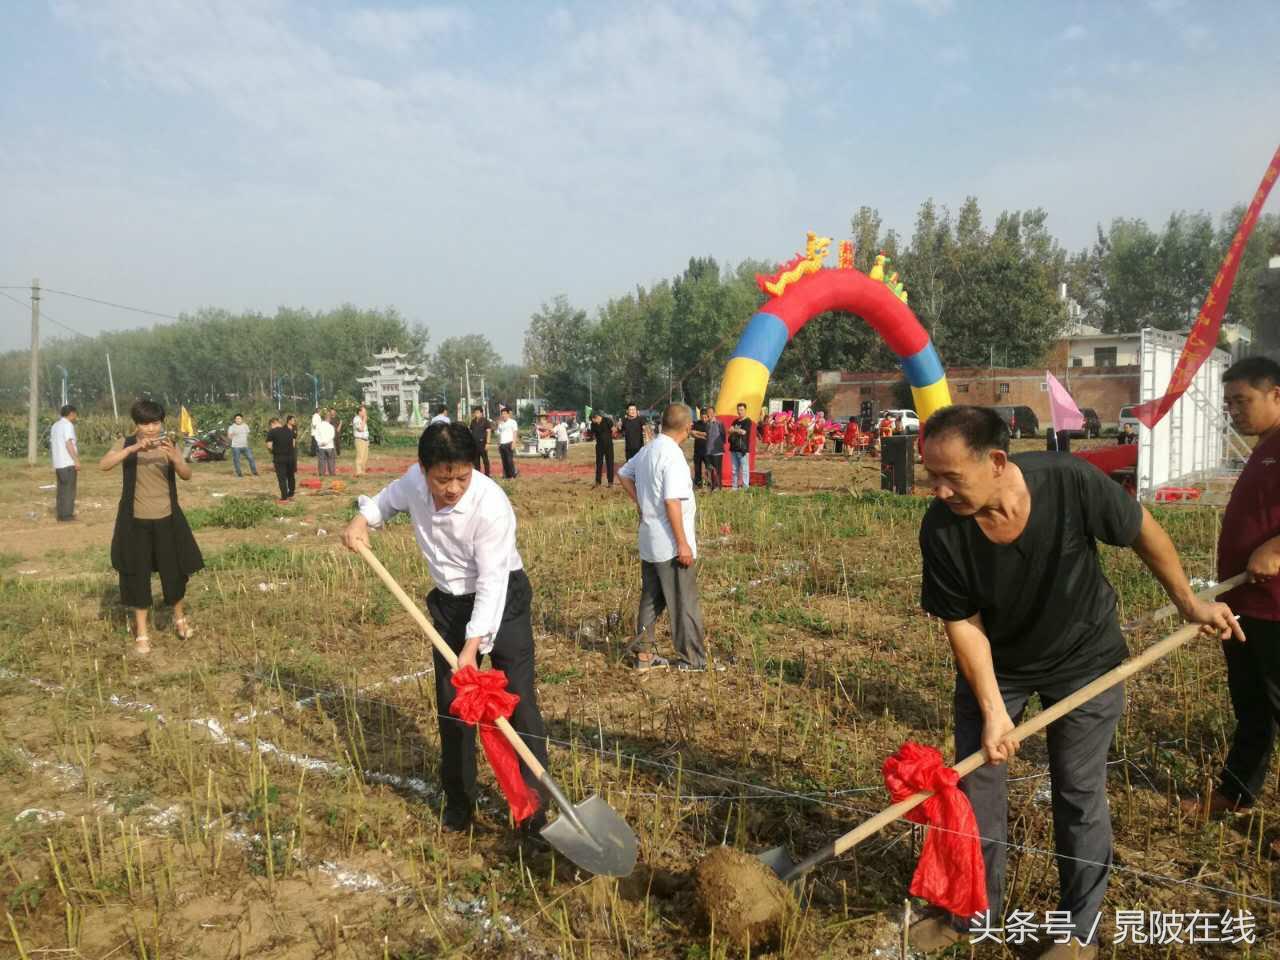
[100,399,204,655]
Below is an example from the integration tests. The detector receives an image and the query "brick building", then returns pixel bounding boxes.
[817,333,1141,427]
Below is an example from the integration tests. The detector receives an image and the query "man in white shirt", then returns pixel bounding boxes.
[342,422,549,833]
[313,416,337,476]
[353,405,371,476]
[430,404,451,426]
[495,406,520,479]
[226,413,259,478]
[50,404,80,521]
[553,419,570,460]
[617,403,707,671]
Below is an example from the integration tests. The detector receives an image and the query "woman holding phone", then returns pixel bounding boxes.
[100,399,204,654]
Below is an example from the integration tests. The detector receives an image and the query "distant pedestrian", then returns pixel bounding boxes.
[702,405,724,491]
[553,419,569,460]
[470,407,492,476]
[328,408,342,458]
[728,402,752,490]
[617,403,707,671]
[591,411,615,486]
[621,402,646,462]
[266,417,297,501]
[100,399,204,656]
[353,405,370,476]
[495,406,519,479]
[227,413,259,478]
[690,407,709,487]
[310,408,322,457]
[430,404,451,426]
[313,414,336,476]
[1118,423,1136,445]
[50,403,80,521]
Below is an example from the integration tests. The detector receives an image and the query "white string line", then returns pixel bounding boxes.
[42,286,184,322]
[4,665,1273,911]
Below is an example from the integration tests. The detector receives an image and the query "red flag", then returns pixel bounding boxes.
[449,666,541,824]
[1133,144,1280,428]
[882,741,987,918]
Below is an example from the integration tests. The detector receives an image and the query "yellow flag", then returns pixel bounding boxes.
[179,406,195,437]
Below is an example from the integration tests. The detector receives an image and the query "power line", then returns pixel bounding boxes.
[0,290,92,340]
[42,286,184,322]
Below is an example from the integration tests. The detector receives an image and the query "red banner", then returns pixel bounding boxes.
[1133,144,1280,428]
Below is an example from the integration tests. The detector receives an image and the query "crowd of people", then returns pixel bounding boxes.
[37,356,1280,958]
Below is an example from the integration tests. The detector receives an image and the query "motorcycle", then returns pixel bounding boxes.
[183,428,229,462]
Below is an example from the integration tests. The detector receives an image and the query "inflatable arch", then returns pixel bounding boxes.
[713,235,951,463]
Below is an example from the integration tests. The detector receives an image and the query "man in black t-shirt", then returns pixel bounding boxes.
[727,402,752,490]
[591,412,615,486]
[265,417,297,502]
[621,403,646,462]
[909,405,1239,956]
[469,407,491,476]
[690,408,709,487]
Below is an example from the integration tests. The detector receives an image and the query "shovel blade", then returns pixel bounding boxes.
[540,794,637,878]
[757,845,797,880]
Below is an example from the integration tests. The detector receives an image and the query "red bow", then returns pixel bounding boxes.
[882,741,987,917]
[449,667,541,825]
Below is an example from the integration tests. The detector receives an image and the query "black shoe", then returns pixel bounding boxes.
[442,798,473,833]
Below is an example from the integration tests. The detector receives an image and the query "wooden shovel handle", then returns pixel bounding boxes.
[830,572,1249,860]
[356,543,549,780]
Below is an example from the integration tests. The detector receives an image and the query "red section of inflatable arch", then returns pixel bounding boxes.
[762,269,930,357]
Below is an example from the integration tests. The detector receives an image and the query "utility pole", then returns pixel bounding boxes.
[56,365,69,409]
[304,372,319,410]
[27,279,39,465]
[479,375,487,416]
[588,370,593,408]
[106,352,119,418]
[464,358,473,412]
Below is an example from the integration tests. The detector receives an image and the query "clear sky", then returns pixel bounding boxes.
[1,0,1276,358]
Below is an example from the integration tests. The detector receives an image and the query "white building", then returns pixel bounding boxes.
[1065,331,1141,368]
[357,348,424,423]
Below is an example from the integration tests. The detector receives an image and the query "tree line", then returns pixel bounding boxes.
[3,198,1276,417]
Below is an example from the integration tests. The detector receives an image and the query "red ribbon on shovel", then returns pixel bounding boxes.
[882,741,987,918]
[449,666,541,825]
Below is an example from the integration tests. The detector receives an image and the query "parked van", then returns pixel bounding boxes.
[991,404,1041,438]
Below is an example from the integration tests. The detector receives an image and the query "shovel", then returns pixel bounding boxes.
[357,544,638,878]
[761,572,1248,883]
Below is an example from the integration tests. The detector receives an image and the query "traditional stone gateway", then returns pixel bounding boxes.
[357,348,424,423]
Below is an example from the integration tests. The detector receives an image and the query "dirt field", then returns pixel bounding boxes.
[0,437,1273,958]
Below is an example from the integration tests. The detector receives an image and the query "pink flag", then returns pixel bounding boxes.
[1046,372,1083,433]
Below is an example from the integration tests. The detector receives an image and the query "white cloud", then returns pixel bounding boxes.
[341,6,471,54]
[1059,24,1086,42]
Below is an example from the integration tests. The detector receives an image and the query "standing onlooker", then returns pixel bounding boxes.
[728,402,752,491]
[621,402,646,462]
[1180,357,1280,836]
[352,405,370,476]
[226,413,259,478]
[470,407,492,476]
[430,404,451,425]
[50,404,80,521]
[553,418,569,460]
[617,403,707,671]
[100,399,204,656]
[313,413,336,476]
[495,406,519,479]
[591,411,615,487]
[310,407,323,457]
[1118,423,1136,445]
[328,408,342,459]
[703,405,724,491]
[690,407,709,487]
[266,417,297,502]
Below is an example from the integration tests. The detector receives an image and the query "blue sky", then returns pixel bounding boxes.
[1,0,1276,359]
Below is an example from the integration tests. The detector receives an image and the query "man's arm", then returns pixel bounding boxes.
[1246,535,1280,582]
[66,434,80,470]
[945,614,1018,763]
[1131,506,1244,641]
[664,499,692,567]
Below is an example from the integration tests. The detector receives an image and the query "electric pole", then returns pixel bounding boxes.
[106,352,119,419]
[464,358,473,412]
[27,279,39,465]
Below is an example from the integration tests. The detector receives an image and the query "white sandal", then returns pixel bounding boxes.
[174,616,194,641]
[133,634,152,655]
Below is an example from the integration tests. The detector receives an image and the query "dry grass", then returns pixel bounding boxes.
[0,440,1273,958]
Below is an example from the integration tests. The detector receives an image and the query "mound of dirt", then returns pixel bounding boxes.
[693,846,791,948]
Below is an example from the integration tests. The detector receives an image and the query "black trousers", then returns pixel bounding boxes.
[692,447,707,486]
[952,670,1124,943]
[595,443,614,485]
[624,443,642,463]
[273,460,296,499]
[427,570,549,808]
[703,454,722,491]
[499,442,517,479]
[55,466,77,520]
[474,447,491,476]
[118,517,190,608]
[1219,616,1280,805]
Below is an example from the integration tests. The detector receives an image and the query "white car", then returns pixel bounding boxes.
[883,409,921,433]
